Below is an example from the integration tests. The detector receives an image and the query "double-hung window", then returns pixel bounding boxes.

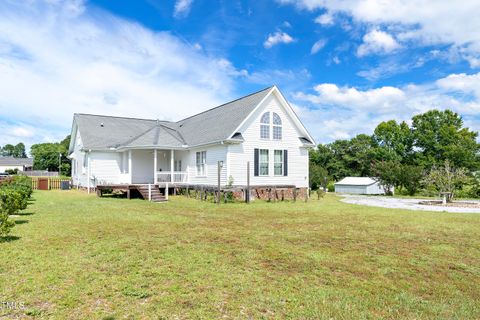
[259,149,269,176]
[274,150,283,176]
[196,151,206,176]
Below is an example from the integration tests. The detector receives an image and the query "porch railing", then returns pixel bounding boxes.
[156,171,188,183]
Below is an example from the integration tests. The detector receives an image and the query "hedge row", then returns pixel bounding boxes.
[0,175,33,237]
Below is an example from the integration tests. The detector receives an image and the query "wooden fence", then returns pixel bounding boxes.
[31,177,71,190]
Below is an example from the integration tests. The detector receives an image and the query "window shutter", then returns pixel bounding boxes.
[283,149,288,176]
[254,148,259,176]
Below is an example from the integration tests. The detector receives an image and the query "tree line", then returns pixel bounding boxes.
[310,110,480,198]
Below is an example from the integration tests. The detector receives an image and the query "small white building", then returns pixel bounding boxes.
[334,177,388,195]
[0,157,33,173]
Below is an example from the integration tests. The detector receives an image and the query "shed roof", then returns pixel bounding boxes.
[335,177,378,186]
[0,157,33,166]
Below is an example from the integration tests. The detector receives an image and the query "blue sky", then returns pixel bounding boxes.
[1,0,480,150]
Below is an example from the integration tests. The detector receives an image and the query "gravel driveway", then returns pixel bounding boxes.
[340,194,480,213]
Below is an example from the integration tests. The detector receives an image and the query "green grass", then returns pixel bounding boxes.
[1,191,480,319]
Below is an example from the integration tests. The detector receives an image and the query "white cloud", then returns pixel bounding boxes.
[173,0,193,18]
[314,13,334,25]
[264,31,295,48]
[357,29,400,57]
[311,39,327,54]
[277,0,480,67]
[0,0,243,147]
[11,127,35,138]
[292,72,480,142]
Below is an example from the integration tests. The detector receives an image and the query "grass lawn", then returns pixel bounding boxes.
[1,191,480,319]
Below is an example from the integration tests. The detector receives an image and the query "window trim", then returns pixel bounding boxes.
[274,150,284,176]
[196,151,207,177]
[272,112,282,140]
[260,112,270,140]
[259,149,269,176]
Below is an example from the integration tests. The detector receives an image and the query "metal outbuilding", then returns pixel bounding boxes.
[334,177,388,195]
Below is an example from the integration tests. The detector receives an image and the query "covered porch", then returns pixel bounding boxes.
[120,149,189,185]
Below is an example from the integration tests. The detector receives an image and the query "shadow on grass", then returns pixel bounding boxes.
[0,235,20,243]
[14,219,29,225]
[16,211,35,216]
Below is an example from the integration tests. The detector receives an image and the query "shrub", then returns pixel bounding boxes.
[0,212,15,237]
[1,175,33,199]
[5,168,18,175]
[0,187,28,215]
[316,189,325,200]
[327,181,335,192]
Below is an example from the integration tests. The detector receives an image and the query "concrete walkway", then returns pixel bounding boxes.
[340,194,480,213]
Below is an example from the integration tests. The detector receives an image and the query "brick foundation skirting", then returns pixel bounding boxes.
[232,187,308,201]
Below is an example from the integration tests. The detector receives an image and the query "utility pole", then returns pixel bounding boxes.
[59,153,62,176]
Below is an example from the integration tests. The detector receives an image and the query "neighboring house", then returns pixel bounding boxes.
[334,177,389,195]
[0,157,33,173]
[68,86,315,197]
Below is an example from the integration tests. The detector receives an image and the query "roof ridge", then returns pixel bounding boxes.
[75,113,173,123]
[176,85,274,124]
[114,124,159,148]
[158,123,187,145]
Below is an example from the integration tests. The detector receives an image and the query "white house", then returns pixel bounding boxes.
[334,177,389,195]
[0,157,33,173]
[68,86,315,199]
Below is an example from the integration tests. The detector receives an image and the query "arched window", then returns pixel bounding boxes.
[260,112,270,139]
[272,112,282,140]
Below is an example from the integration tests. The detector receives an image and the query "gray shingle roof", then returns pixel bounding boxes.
[0,157,33,166]
[73,86,273,150]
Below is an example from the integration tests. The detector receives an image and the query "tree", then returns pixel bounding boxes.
[0,143,26,157]
[30,135,71,175]
[309,163,328,190]
[397,164,424,196]
[373,120,413,163]
[1,144,15,157]
[13,143,27,158]
[422,160,469,201]
[371,161,401,195]
[412,110,480,170]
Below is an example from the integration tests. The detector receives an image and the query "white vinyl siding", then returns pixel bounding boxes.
[228,93,309,187]
[188,145,228,185]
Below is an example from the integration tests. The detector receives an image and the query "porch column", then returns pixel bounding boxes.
[153,149,157,184]
[170,149,174,183]
[128,150,132,184]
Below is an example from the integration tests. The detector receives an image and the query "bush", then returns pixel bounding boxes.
[1,175,33,199]
[316,189,325,199]
[5,168,18,175]
[0,187,28,215]
[327,181,335,192]
[0,212,14,237]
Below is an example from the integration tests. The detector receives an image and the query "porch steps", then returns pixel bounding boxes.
[135,185,166,202]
